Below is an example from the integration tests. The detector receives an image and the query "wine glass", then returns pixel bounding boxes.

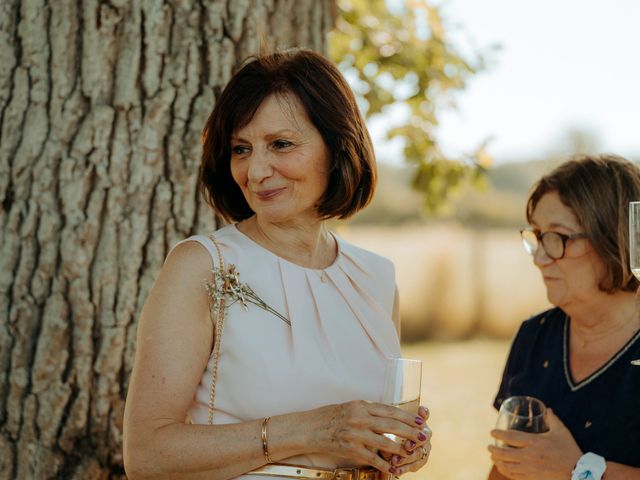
[495,396,549,447]
[380,358,423,443]
[629,201,640,365]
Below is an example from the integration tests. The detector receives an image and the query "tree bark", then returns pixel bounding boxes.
[0,1,333,478]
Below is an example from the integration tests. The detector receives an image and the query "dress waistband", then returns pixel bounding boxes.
[247,463,390,480]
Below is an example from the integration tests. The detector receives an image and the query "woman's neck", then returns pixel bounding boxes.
[237,215,337,269]
[565,290,640,345]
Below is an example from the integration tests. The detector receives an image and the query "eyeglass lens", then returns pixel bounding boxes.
[521,231,564,259]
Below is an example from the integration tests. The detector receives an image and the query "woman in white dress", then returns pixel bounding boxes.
[123,49,432,480]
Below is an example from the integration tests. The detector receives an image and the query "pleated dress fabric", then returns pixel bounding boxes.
[178,224,402,477]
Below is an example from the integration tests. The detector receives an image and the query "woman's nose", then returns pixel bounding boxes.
[247,150,274,183]
[533,244,554,267]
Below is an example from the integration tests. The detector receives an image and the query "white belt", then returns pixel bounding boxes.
[247,463,389,480]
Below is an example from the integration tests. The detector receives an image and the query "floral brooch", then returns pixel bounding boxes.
[205,263,291,326]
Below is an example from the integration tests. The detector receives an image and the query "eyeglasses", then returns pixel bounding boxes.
[520,228,588,260]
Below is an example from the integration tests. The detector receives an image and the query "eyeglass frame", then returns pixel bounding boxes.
[520,228,588,260]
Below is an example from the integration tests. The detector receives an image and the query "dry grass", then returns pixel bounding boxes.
[339,224,551,339]
[402,339,511,480]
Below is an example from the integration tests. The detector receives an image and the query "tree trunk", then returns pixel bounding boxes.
[0,1,333,478]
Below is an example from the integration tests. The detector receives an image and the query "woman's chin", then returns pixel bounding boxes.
[545,290,565,308]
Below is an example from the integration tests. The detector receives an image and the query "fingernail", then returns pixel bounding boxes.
[406,440,416,451]
[415,416,424,425]
[392,455,402,465]
[389,467,398,474]
[418,432,427,441]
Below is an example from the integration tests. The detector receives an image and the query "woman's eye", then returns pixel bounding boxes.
[273,140,293,150]
[231,145,250,155]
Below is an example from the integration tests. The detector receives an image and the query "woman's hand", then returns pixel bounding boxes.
[386,405,432,476]
[488,409,581,480]
[309,401,431,474]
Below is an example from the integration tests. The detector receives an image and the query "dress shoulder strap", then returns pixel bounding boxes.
[172,234,221,269]
[173,233,226,426]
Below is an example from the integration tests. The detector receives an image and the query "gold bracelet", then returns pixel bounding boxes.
[261,417,273,464]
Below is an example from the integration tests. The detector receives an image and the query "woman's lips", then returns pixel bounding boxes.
[255,187,285,200]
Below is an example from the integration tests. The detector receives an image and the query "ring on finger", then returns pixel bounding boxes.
[420,446,428,461]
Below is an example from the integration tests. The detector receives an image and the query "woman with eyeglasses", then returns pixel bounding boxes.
[488,155,640,480]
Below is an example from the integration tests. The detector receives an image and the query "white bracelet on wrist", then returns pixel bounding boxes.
[571,452,606,480]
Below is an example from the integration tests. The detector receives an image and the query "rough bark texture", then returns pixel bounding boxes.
[0,1,333,478]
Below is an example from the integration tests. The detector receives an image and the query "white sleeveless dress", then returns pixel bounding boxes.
[177,224,402,478]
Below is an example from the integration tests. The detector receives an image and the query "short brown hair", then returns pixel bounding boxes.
[199,49,376,221]
[526,154,640,292]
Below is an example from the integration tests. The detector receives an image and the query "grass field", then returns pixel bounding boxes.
[401,339,511,480]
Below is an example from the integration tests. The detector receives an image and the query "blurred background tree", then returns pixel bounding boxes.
[330,0,489,212]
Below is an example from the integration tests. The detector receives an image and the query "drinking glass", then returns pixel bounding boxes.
[380,358,422,443]
[495,396,549,447]
[629,201,640,365]
[629,201,640,281]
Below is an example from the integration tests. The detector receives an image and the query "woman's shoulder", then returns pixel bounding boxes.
[165,237,215,278]
[514,306,564,343]
[192,223,242,249]
[335,234,395,274]
[209,223,241,241]
[521,306,564,327]
[173,224,243,264]
[499,307,564,384]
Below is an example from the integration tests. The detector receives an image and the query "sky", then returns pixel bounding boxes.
[372,0,640,165]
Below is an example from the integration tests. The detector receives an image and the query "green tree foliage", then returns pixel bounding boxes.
[329,0,489,212]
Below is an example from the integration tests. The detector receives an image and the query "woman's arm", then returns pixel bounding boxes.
[488,460,640,480]
[123,242,428,480]
[603,462,640,479]
[489,410,640,480]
